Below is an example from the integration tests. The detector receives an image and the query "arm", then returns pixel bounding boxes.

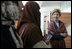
[60,33,68,37]
[60,24,68,38]
[49,31,65,40]
[44,33,52,44]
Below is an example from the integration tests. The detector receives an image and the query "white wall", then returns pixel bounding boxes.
[66,24,71,36]
[60,1,71,13]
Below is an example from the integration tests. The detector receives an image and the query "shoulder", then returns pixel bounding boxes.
[21,23,39,30]
[28,23,41,32]
[19,23,40,33]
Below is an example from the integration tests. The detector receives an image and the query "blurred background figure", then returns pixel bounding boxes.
[1,1,23,48]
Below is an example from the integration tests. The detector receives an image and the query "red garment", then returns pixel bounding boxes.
[19,23,43,48]
[17,1,43,48]
[48,20,67,48]
[48,21,67,34]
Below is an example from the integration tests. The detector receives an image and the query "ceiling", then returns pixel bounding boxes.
[35,1,71,7]
[38,1,63,7]
[22,1,62,6]
[40,1,62,4]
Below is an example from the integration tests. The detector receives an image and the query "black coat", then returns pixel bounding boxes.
[1,25,16,48]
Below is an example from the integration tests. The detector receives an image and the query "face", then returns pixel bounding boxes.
[53,12,60,21]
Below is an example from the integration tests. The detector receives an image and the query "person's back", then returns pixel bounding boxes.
[19,23,43,48]
[17,1,51,48]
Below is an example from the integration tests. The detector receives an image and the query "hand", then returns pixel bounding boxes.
[45,34,52,43]
[50,31,54,34]
[60,33,68,37]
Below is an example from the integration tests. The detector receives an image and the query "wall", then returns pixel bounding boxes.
[64,36,71,48]
[66,24,71,36]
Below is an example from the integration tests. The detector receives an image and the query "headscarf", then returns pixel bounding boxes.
[17,1,41,30]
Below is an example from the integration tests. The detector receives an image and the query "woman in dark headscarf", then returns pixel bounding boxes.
[17,1,50,48]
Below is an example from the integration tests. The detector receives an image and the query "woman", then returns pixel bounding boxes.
[17,1,50,48]
[1,1,23,48]
[48,9,68,48]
